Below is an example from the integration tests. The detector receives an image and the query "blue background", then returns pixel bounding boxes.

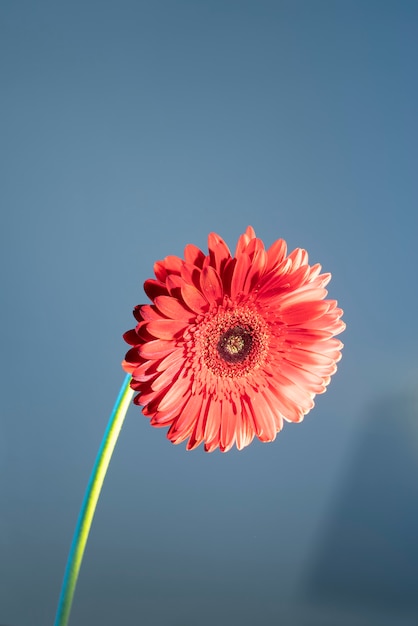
[1,1,418,625]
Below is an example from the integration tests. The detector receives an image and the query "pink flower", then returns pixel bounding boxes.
[123,227,345,452]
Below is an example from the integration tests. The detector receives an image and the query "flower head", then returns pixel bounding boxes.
[123,227,345,452]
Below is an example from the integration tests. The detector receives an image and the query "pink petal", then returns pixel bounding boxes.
[230,252,251,300]
[281,300,331,325]
[204,397,221,443]
[121,359,136,374]
[265,238,287,273]
[169,393,203,442]
[249,394,277,442]
[219,398,237,452]
[139,339,178,360]
[278,287,329,308]
[187,395,210,450]
[200,266,223,304]
[184,243,206,268]
[153,260,167,282]
[288,247,309,269]
[144,279,168,300]
[234,226,256,257]
[281,360,326,394]
[181,282,208,314]
[154,295,195,320]
[162,255,184,274]
[235,400,255,450]
[123,328,141,346]
[156,347,186,372]
[141,305,163,321]
[181,262,201,290]
[243,247,268,294]
[146,319,187,340]
[151,358,185,392]
[165,274,184,300]
[157,372,192,412]
[208,232,232,274]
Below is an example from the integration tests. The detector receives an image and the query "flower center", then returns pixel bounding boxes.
[193,304,271,379]
[217,326,253,363]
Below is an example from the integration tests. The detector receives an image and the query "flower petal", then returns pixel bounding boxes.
[204,397,221,445]
[169,393,204,444]
[154,295,195,321]
[144,279,168,300]
[249,393,277,442]
[139,339,178,360]
[200,266,223,304]
[208,232,232,274]
[181,282,208,314]
[157,372,192,412]
[230,252,251,300]
[280,300,332,325]
[146,319,187,340]
[220,397,237,452]
[234,226,256,256]
[151,357,185,392]
[265,238,287,272]
[184,243,206,268]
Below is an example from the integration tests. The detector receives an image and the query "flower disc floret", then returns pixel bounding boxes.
[195,304,270,377]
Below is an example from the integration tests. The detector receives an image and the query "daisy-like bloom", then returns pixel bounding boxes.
[123,227,345,452]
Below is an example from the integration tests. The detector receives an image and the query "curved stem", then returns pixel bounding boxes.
[54,374,134,626]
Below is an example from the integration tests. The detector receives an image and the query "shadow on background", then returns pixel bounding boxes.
[303,388,418,624]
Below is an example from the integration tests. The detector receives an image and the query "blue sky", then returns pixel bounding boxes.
[1,1,418,625]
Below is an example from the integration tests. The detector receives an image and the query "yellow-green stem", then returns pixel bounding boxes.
[54,374,133,626]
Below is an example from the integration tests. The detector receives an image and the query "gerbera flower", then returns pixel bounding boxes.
[123,227,345,452]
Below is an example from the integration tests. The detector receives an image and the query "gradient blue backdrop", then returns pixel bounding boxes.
[1,1,417,625]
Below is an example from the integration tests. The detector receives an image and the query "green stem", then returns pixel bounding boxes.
[54,374,134,626]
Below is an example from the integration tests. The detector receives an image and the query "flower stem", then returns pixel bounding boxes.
[53,374,134,626]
